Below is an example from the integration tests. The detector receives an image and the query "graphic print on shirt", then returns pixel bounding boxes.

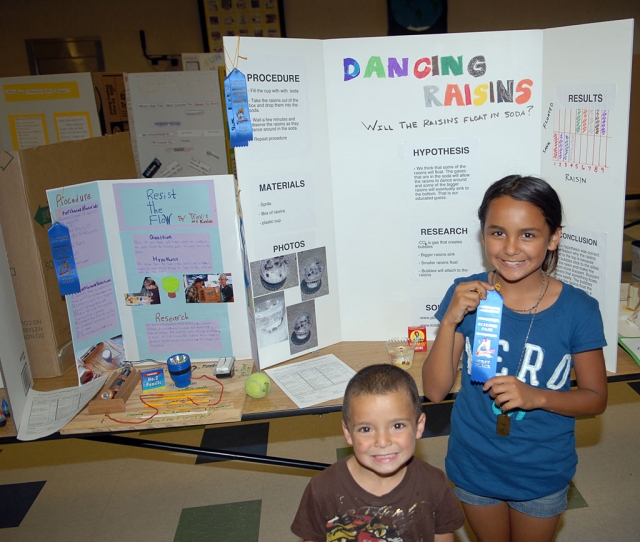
[325,503,425,541]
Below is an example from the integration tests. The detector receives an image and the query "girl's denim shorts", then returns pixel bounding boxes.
[454,484,570,518]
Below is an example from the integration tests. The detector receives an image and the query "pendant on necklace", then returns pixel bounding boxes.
[496,413,511,437]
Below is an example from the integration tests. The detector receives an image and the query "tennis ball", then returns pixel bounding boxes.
[245,372,271,399]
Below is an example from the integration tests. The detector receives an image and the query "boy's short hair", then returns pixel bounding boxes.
[342,364,422,426]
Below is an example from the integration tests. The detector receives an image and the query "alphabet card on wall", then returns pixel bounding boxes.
[226,19,634,372]
[47,175,251,385]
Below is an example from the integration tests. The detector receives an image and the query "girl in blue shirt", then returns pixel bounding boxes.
[422,175,607,542]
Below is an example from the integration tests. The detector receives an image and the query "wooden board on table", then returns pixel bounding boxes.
[61,360,254,434]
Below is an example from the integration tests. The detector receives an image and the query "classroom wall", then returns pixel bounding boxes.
[447,0,639,50]
[0,0,203,77]
[283,0,640,54]
[1,0,637,78]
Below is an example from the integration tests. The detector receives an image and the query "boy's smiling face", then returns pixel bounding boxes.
[342,390,426,484]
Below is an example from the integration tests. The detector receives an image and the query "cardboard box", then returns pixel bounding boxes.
[0,133,138,377]
[0,220,32,436]
[92,73,129,135]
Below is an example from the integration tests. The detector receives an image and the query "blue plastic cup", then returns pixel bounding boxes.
[167,353,192,388]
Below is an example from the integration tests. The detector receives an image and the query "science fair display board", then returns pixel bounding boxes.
[226,19,633,371]
[125,71,228,178]
[0,73,100,151]
[46,175,251,385]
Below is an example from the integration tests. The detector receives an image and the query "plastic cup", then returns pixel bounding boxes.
[385,338,416,370]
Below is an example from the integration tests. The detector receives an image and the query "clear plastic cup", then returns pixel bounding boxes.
[385,338,416,370]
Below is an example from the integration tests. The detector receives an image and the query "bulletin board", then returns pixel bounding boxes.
[199,0,285,54]
[0,73,100,151]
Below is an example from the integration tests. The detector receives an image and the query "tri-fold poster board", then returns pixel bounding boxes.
[3,20,630,392]
[227,19,634,372]
[46,176,251,383]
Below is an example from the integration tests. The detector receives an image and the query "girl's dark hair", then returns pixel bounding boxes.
[477,175,563,273]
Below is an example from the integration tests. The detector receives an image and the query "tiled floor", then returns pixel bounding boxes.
[1,199,639,541]
[1,376,640,541]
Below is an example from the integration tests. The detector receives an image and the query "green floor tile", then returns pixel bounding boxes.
[566,481,588,510]
[336,446,353,462]
[174,500,262,542]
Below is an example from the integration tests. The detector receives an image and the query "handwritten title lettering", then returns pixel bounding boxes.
[343,54,533,109]
[146,188,177,225]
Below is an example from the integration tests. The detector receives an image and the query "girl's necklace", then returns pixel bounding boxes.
[491,271,549,437]
[492,271,548,313]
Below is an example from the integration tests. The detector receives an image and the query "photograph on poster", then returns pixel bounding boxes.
[125,294,152,306]
[287,300,318,354]
[77,337,126,384]
[250,254,300,295]
[255,291,288,347]
[297,246,329,300]
[125,276,162,306]
[183,273,234,303]
[140,277,161,304]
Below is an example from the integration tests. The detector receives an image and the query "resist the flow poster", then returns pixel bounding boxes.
[47,176,250,384]
[227,19,633,371]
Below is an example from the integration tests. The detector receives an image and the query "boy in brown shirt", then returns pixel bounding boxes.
[291,364,464,541]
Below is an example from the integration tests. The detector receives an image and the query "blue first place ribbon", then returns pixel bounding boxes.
[224,68,253,148]
[48,222,81,296]
[470,289,503,383]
